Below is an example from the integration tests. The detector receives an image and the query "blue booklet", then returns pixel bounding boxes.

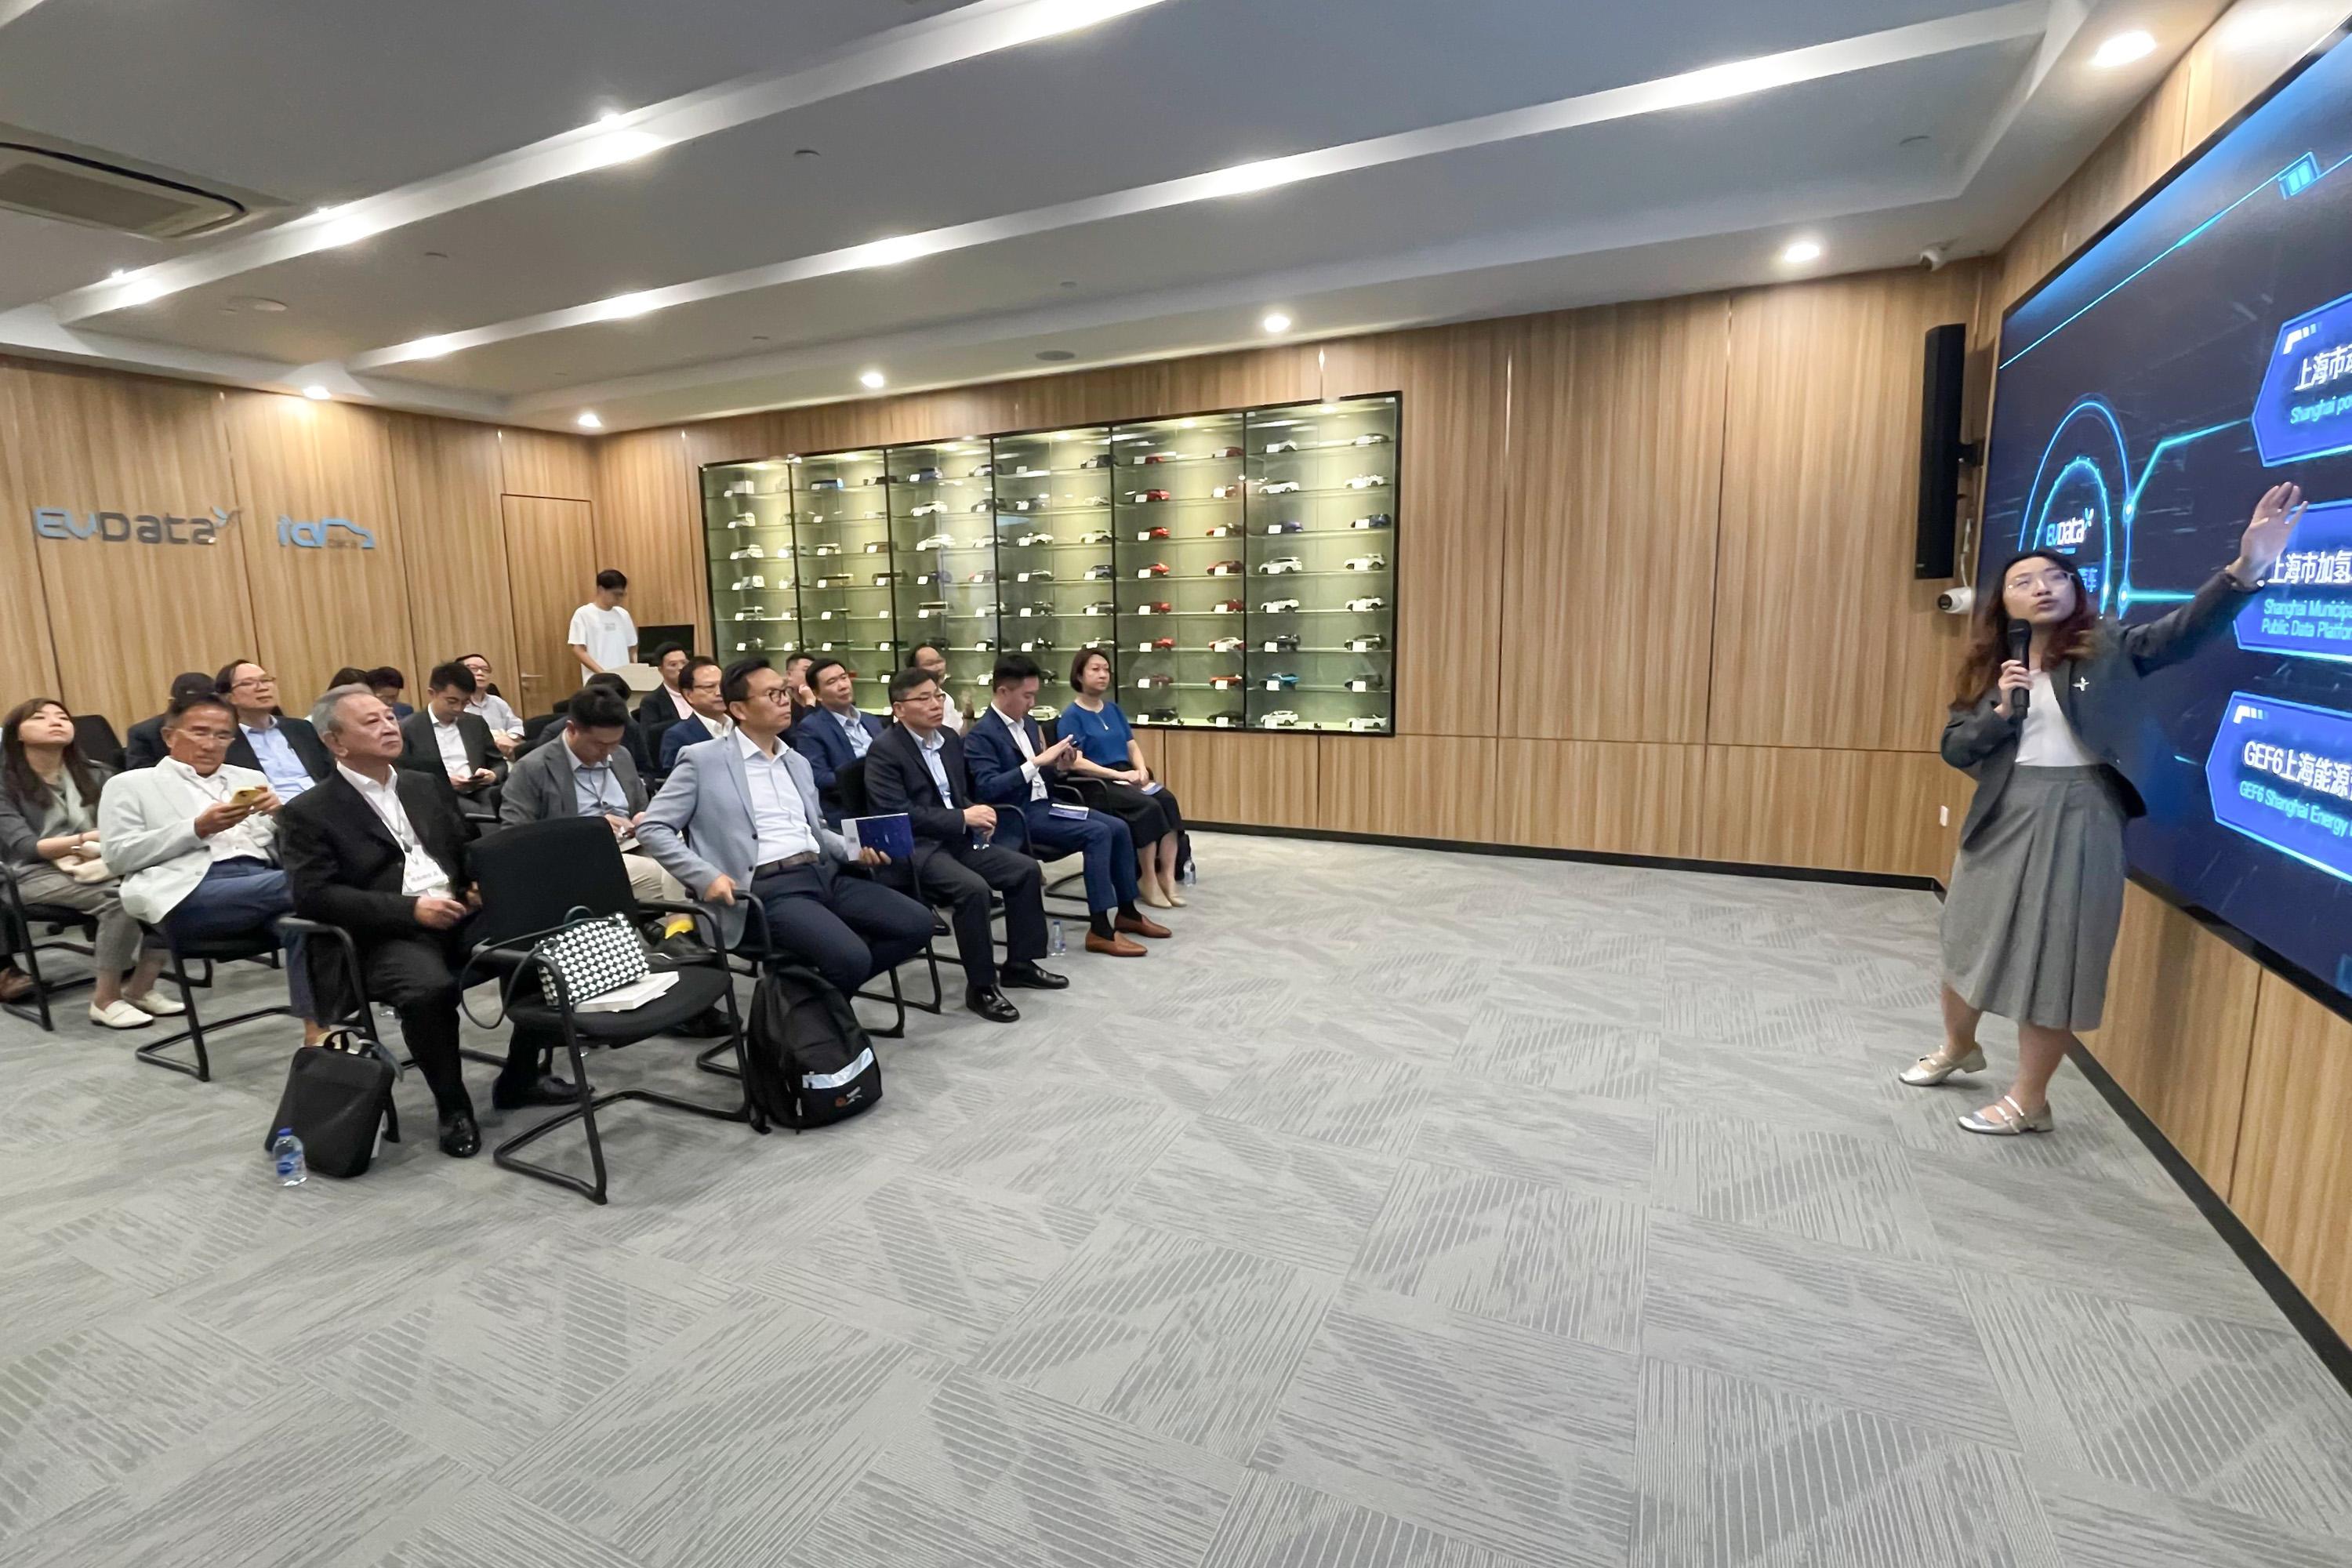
[843,811,915,862]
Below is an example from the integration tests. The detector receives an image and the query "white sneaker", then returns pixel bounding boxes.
[123,990,187,1017]
[89,999,154,1029]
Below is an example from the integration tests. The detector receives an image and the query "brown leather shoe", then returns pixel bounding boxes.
[1085,931,1148,957]
[1115,913,1172,939]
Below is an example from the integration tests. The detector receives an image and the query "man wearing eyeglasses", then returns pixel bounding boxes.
[637,657,932,1000]
[216,659,331,798]
[499,685,682,903]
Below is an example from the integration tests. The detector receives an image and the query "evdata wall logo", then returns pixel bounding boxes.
[31,506,237,544]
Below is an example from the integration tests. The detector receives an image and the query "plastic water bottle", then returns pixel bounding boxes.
[1180,859,1198,887]
[271,1128,307,1187]
[1049,919,1066,956]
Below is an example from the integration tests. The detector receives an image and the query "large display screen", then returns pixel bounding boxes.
[1984,30,2352,1005]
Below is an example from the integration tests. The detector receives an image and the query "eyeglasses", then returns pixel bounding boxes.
[230,673,274,690]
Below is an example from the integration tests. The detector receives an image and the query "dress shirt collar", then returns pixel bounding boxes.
[563,731,613,773]
[336,762,399,800]
[159,757,230,792]
[736,728,786,762]
[913,725,946,755]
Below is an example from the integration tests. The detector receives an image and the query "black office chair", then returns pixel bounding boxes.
[834,757,946,1018]
[0,862,98,1030]
[467,816,756,1206]
[73,714,125,773]
[134,918,316,1082]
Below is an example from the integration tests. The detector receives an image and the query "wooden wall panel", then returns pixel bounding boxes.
[497,426,597,502]
[2230,973,2352,1337]
[1701,745,1967,879]
[500,496,599,716]
[1504,297,1728,743]
[1711,268,1980,753]
[1154,730,1321,829]
[0,358,60,705]
[2081,885,2266,1192]
[2,359,256,728]
[1320,322,1514,739]
[1493,739,1709,859]
[1316,735,1498,843]
[593,426,707,648]
[225,393,412,710]
[388,413,517,691]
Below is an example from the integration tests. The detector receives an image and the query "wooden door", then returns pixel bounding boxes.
[500,495,597,717]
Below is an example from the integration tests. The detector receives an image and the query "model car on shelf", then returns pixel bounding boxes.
[1210,673,1244,690]
[1347,633,1386,651]
[1345,474,1387,489]
[731,608,765,622]
[1264,439,1300,455]
[1211,483,1243,499]
[1260,710,1304,729]
[1135,525,1171,540]
[811,543,840,556]
[1343,554,1388,572]
[969,500,995,513]
[872,571,903,585]
[1263,672,1300,689]
[1208,710,1244,727]
[1207,559,1243,575]
[1261,634,1301,652]
[1261,597,1301,613]
[1084,564,1115,579]
[809,477,844,492]
[1138,452,1173,465]
[1262,520,1302,535]
[1142,708,1181,724]
[1138,561,1171,576]
[727,514,758,530]
[1140,637,1176,651]
[1078,529,1115,544]
[731,575,765,590]
[1003,497,1042,512]
[1352,432,1389,446]
[1205,523,1240,538]
[1129,488,1172,503]
[1014,568,1054,582]
[1258,557,1304,575]
[1136,601,1172,615]
[1345,675,1388,692]
[1013,532,1054,546]
[901,466,942,483]
[729,545,764,560]
[1211,445,1243,459]
[1346,715,1391,732]
[722,480,753,497]
[910,503,946,517]
[1083,601,1116,615]
[1134,673,1174,688]
[971,463,995,477]
[915,532,955,550]
[862,541,889,555]
[1208,636,1245,652]
[1213,599,1245,613]
[1261,480,1302,495]
[1078,455,1112,469]
[1351,513,1392,530]
[1018,637,1056,652]
[1344,596,1386,612]
[967,570,996,583]
[971,638,997,652]
[1031,704,1059,719]
[917,600,950,615]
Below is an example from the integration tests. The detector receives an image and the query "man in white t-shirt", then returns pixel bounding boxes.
[568,569,638,677]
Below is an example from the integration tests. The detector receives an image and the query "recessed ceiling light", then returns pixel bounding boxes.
[228,296,289,314]
[1035,348,1076,362]
[794,147,821,158]
[301,384,332,401]
[423,249,449,260]
[108,268,125,280]
[576,411,603,429]
[751,334,771,343]
[1780,238,1824,264]
[2091,30,2156,69]
[859,369,887,390]
[1261,311,1293,333]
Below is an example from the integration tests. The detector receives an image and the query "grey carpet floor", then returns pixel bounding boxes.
[4,833,2350,1567]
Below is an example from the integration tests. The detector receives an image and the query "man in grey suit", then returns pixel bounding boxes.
[499,685,684,903]
[636,657,931,998]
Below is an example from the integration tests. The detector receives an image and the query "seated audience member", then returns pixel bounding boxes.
[367,666,414,720]
[1062,648,1187,909]
[458,654,524,754]
[965,655,1167,956]
[96,691,319,1036]
[783,653,818,717]
[281,685,568,1159]
[637,658,931,998]
[907,644,965,732]
[328,666,372,691]
[216,660,330,799]
[657,656,731,770]
[637,643,692,751]
[789,657,883,822]
[580,672,657,775]
[0,699,173,1026]
[124,673,217,770]
[866,667,1062,1022]
[399,661,506,808]
[499,684,684,904]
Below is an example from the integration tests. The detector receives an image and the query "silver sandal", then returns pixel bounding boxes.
[1900,1045,1987,1086]
[1958,1094,2053,1136]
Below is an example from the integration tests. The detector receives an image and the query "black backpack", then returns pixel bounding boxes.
[744,966,882,1129]
[264,1027,401,1178]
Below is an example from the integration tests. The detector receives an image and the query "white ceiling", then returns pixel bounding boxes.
[0,0,2333,432]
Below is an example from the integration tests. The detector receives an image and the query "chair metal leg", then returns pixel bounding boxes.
[133,941,294,1083]
[858,939,942,1018]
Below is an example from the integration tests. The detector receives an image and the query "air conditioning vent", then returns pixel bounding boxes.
[0,143,245,238]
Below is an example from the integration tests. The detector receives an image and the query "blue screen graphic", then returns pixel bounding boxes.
[1984,34,2352,1002]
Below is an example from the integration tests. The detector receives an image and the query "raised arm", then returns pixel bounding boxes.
[2124,483,2306,673]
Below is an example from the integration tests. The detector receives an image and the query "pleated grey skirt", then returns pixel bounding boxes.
[1940,764,2127,1031]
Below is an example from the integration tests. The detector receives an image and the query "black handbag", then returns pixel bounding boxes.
[265,1028,401,1178]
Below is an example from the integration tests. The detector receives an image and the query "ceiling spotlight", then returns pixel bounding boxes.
[1780,238,1824,265]
[794,147,821,159]
[593,290,666,320]
[108,268,125,280]
[858,369,887,390]
[1261,311,1293,334]
[2092,30,2156,69]
[576,411,604,430]
[301,384,332,401]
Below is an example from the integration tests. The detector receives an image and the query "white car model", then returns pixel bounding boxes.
[1261,480,1302,495]
[731,575,765,590]
[1208,636,1245,652]
[1261,597,1301,613]
[1344,596,1386,612]
[1258,557,1304,575]
[914,532,955,550]
[1345,474,1387,489]
[1078,529,1114,544]
[728,545,764,560]
[1259,710,1304,729]
[727,513,758,530]
[1264,439,1300,455]
[1345,715,1390,732]
[914,503,951,517]
[1352,432,1388,446]
[1014,532,1055,547]
[1343,554,1387,572]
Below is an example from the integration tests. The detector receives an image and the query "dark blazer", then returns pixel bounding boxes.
[123,713,169,770]
[1943,570,2253,846]
[397,710,506,786]
[637,687,690,754]
[964,706,1055,809]
[223,715,333,786]
[278,768,473,941]
[864,723,986,869]
[789,706,886,817]
[659,713,728,771]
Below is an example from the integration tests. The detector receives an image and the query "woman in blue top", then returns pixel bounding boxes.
[1062,648,1187,909]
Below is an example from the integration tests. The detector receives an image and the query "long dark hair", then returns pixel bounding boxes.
[2,698,103,814]
[1952,550,2103,709]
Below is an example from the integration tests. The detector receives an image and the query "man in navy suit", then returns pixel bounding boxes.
[658,656,731,771]
[866,666,1065,1021]
[789,657,884,824]
[964,655,1167,958]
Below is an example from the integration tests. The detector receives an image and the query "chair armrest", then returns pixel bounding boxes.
[1062,777,1112,805]
[275,916,368,1026]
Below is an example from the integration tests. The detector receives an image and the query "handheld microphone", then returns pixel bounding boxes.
[2005,621,2032,719]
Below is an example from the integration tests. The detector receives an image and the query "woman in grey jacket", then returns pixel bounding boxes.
[1910,483,2306,1134]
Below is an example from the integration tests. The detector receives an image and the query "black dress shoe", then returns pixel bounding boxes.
[438,1109,481,1158]
[1000,961,1069,991]
[966,986,1021,1023]
[492,1073,581,1110]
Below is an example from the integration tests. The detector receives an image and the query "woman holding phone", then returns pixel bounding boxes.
[1908,483,2306,1134]
[1061,648,1188,909]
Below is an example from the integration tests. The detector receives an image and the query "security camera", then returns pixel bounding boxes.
[1937,585,1975,615]
[1918,245,1951,272]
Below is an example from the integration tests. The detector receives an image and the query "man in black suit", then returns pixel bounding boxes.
[216,659,332,797]
[278,683,568,1160]
[398,661,506,811]
[123,672,216,768]
[864,666,1065,1022]
[636,642,692,758]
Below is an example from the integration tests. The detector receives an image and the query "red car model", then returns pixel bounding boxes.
[1143,637,1176,650]
[1210,674,1243,689]
[1130,488,1172,503]
[1137,525,1171,541]
[1135,673,1174,688]
[1212,599,1244,613]
[1207,559,1243,575]
[1139,561,1171,576]
[1138,601,1172,615]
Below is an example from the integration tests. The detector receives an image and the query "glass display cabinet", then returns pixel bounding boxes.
[696,392,1398,732]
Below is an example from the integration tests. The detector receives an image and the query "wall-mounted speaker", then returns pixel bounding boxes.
[1915,321,1975,580]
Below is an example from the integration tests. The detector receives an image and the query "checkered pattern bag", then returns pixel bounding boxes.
[535,909,651,1004]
